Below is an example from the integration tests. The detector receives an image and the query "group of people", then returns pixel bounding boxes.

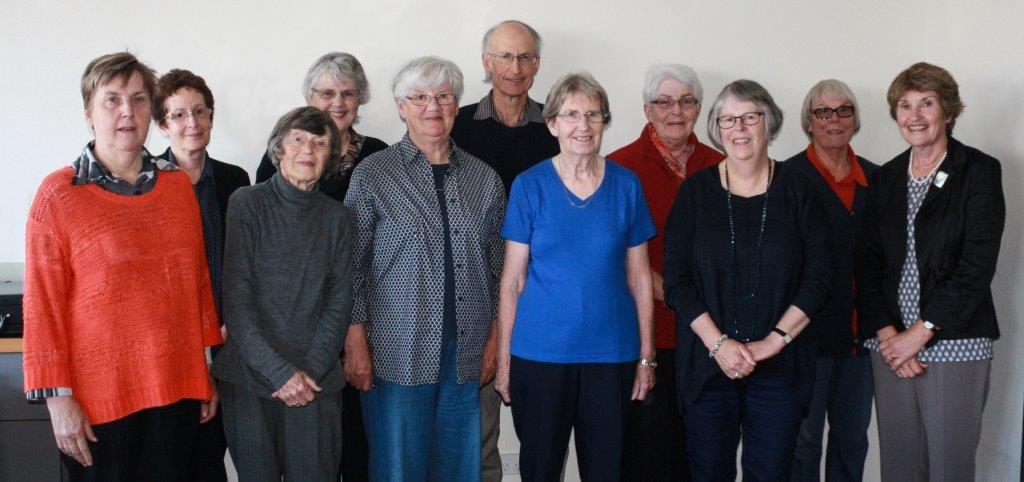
[21,18,1004,482]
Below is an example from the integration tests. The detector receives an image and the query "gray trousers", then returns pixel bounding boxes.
[870,351,990,482]
[481,379,503,482]
[220,381,343,482]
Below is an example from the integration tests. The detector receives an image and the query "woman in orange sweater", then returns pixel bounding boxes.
[22,52,222,482]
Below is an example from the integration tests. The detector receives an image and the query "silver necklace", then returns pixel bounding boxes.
[908,149,946,184]
[554,157,600,209]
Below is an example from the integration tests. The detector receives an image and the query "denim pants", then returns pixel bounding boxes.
[790,355,874,482]
[361,340,481,481]
[683,371,802,482]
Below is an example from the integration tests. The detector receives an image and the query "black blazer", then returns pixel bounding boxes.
[855,137,1005,342]
[786,151,877,357]
[159,147,251,246]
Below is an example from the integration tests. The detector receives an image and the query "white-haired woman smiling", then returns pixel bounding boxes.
[663,79,832,481]
[344,56,505,481]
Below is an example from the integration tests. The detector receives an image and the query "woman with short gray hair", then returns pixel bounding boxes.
[785,79,877,482]
[663,79,832,480]
[256,52,387,200]
[344,56,505,480]
[608,63,724,480]
[213,106,353,481]
[495,72,657,480]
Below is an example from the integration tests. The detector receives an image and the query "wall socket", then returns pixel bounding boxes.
[500,452,520,475]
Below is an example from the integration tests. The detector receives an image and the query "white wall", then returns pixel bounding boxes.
[3,1,1021,480]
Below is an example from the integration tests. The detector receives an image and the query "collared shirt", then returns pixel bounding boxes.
[472,90,545,127]
[70,142,177,195]
[805,144,867,212]
[164,150,225,312]
[345,134,506,385]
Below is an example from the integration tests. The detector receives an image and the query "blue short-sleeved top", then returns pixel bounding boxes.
[501,158,656,363]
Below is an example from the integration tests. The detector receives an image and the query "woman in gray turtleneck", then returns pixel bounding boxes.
[212,107,353,481]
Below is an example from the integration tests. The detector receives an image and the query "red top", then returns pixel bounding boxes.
[23,168,222,424]
[805,143,868,347]
[805,144,867,212]
[609,125,725,349]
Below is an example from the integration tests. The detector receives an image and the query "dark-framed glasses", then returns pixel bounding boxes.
[311,88,359,102]
[165,107,213,123]
[405,92,458,106]
[557,110,608,124]
[650,96,699,110]
[716,112,764,129]
[810,105,855,121]
[487,51,540,67]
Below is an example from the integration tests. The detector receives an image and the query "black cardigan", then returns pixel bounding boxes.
[255,136,388,202]
[855,137,1005,342]
[159,147,250,247]
[785,151,877,357]
[664,162,833,409]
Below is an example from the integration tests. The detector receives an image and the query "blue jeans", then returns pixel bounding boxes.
[361,340,481,481]
[684,371,802,482]
[791,355,874,482]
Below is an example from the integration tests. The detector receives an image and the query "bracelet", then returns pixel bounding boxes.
[640,358,658,368]
[772,327,792,344]
[708,334,729,359]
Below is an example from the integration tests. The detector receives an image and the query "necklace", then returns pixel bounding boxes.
[554,157,600,209]
[908,149,947,184]
[724,160,774,341]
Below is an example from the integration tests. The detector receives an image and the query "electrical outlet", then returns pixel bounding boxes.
[500,452,520,475]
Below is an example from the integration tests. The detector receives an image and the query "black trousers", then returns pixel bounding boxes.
[510,356,634,482]
[621,348,691,481]
[340,383,369,481]
[186,409,228,482]
[63,399,200,482]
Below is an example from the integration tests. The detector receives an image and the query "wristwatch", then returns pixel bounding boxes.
[640,358,658,368]
[922,320,938,331]
[772,327,792,344]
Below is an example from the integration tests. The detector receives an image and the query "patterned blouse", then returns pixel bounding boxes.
[863,167,994,362]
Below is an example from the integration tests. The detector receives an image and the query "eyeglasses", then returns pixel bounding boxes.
[810,105,855,121]
[716,112,764,129]
[405,92,458,106]
[650,96,699,110]
[487,51,540,67]
[286,132,330,153]
[165,107,213,123]
[556,110,608,124]
[311,88,359,102]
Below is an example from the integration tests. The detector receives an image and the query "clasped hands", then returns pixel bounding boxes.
[271,370,321,408]
[712,335,785,380]
[877,324,932,379]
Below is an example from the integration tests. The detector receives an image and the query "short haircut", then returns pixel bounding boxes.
[541,72,612,126]
[267,106,342,176]
[154,69,215,127]
[886,62,964,136]
[392,56,464,102]
[481,20,543,83]
[643,64,704,104]
[799,79,861,140]
[302,52,371,105]
[705,79,784,152]
[81,51,157,109]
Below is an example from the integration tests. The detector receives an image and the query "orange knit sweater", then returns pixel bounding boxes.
[23,167,222,425]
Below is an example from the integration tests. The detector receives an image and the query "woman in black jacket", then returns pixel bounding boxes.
[856,62,1005,482]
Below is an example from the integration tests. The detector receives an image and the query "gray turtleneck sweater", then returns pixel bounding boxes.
[212,173,353,397]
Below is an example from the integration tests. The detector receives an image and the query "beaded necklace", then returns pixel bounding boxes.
[908,149,947,184]
[724,160,774,341]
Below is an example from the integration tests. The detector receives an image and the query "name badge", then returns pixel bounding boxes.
[934,171,948,188]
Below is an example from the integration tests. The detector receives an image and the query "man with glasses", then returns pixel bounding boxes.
[450,19,559,482]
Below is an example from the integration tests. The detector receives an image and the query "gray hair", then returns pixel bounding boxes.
[799,79,861,140]
[392,56,464,102]
[481,20,543,83]
[643,64,704,104]
[267,106,342,175]
[302,52,371,105]
[542,72,612,126]
[705,79,783,152]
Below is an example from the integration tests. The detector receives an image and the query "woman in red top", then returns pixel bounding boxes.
[23,52,221,482]
[608,63,724,481]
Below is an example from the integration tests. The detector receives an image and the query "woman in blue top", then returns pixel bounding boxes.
[494,72,657,482]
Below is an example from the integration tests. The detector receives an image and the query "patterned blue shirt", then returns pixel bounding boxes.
[344,134,506,385]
